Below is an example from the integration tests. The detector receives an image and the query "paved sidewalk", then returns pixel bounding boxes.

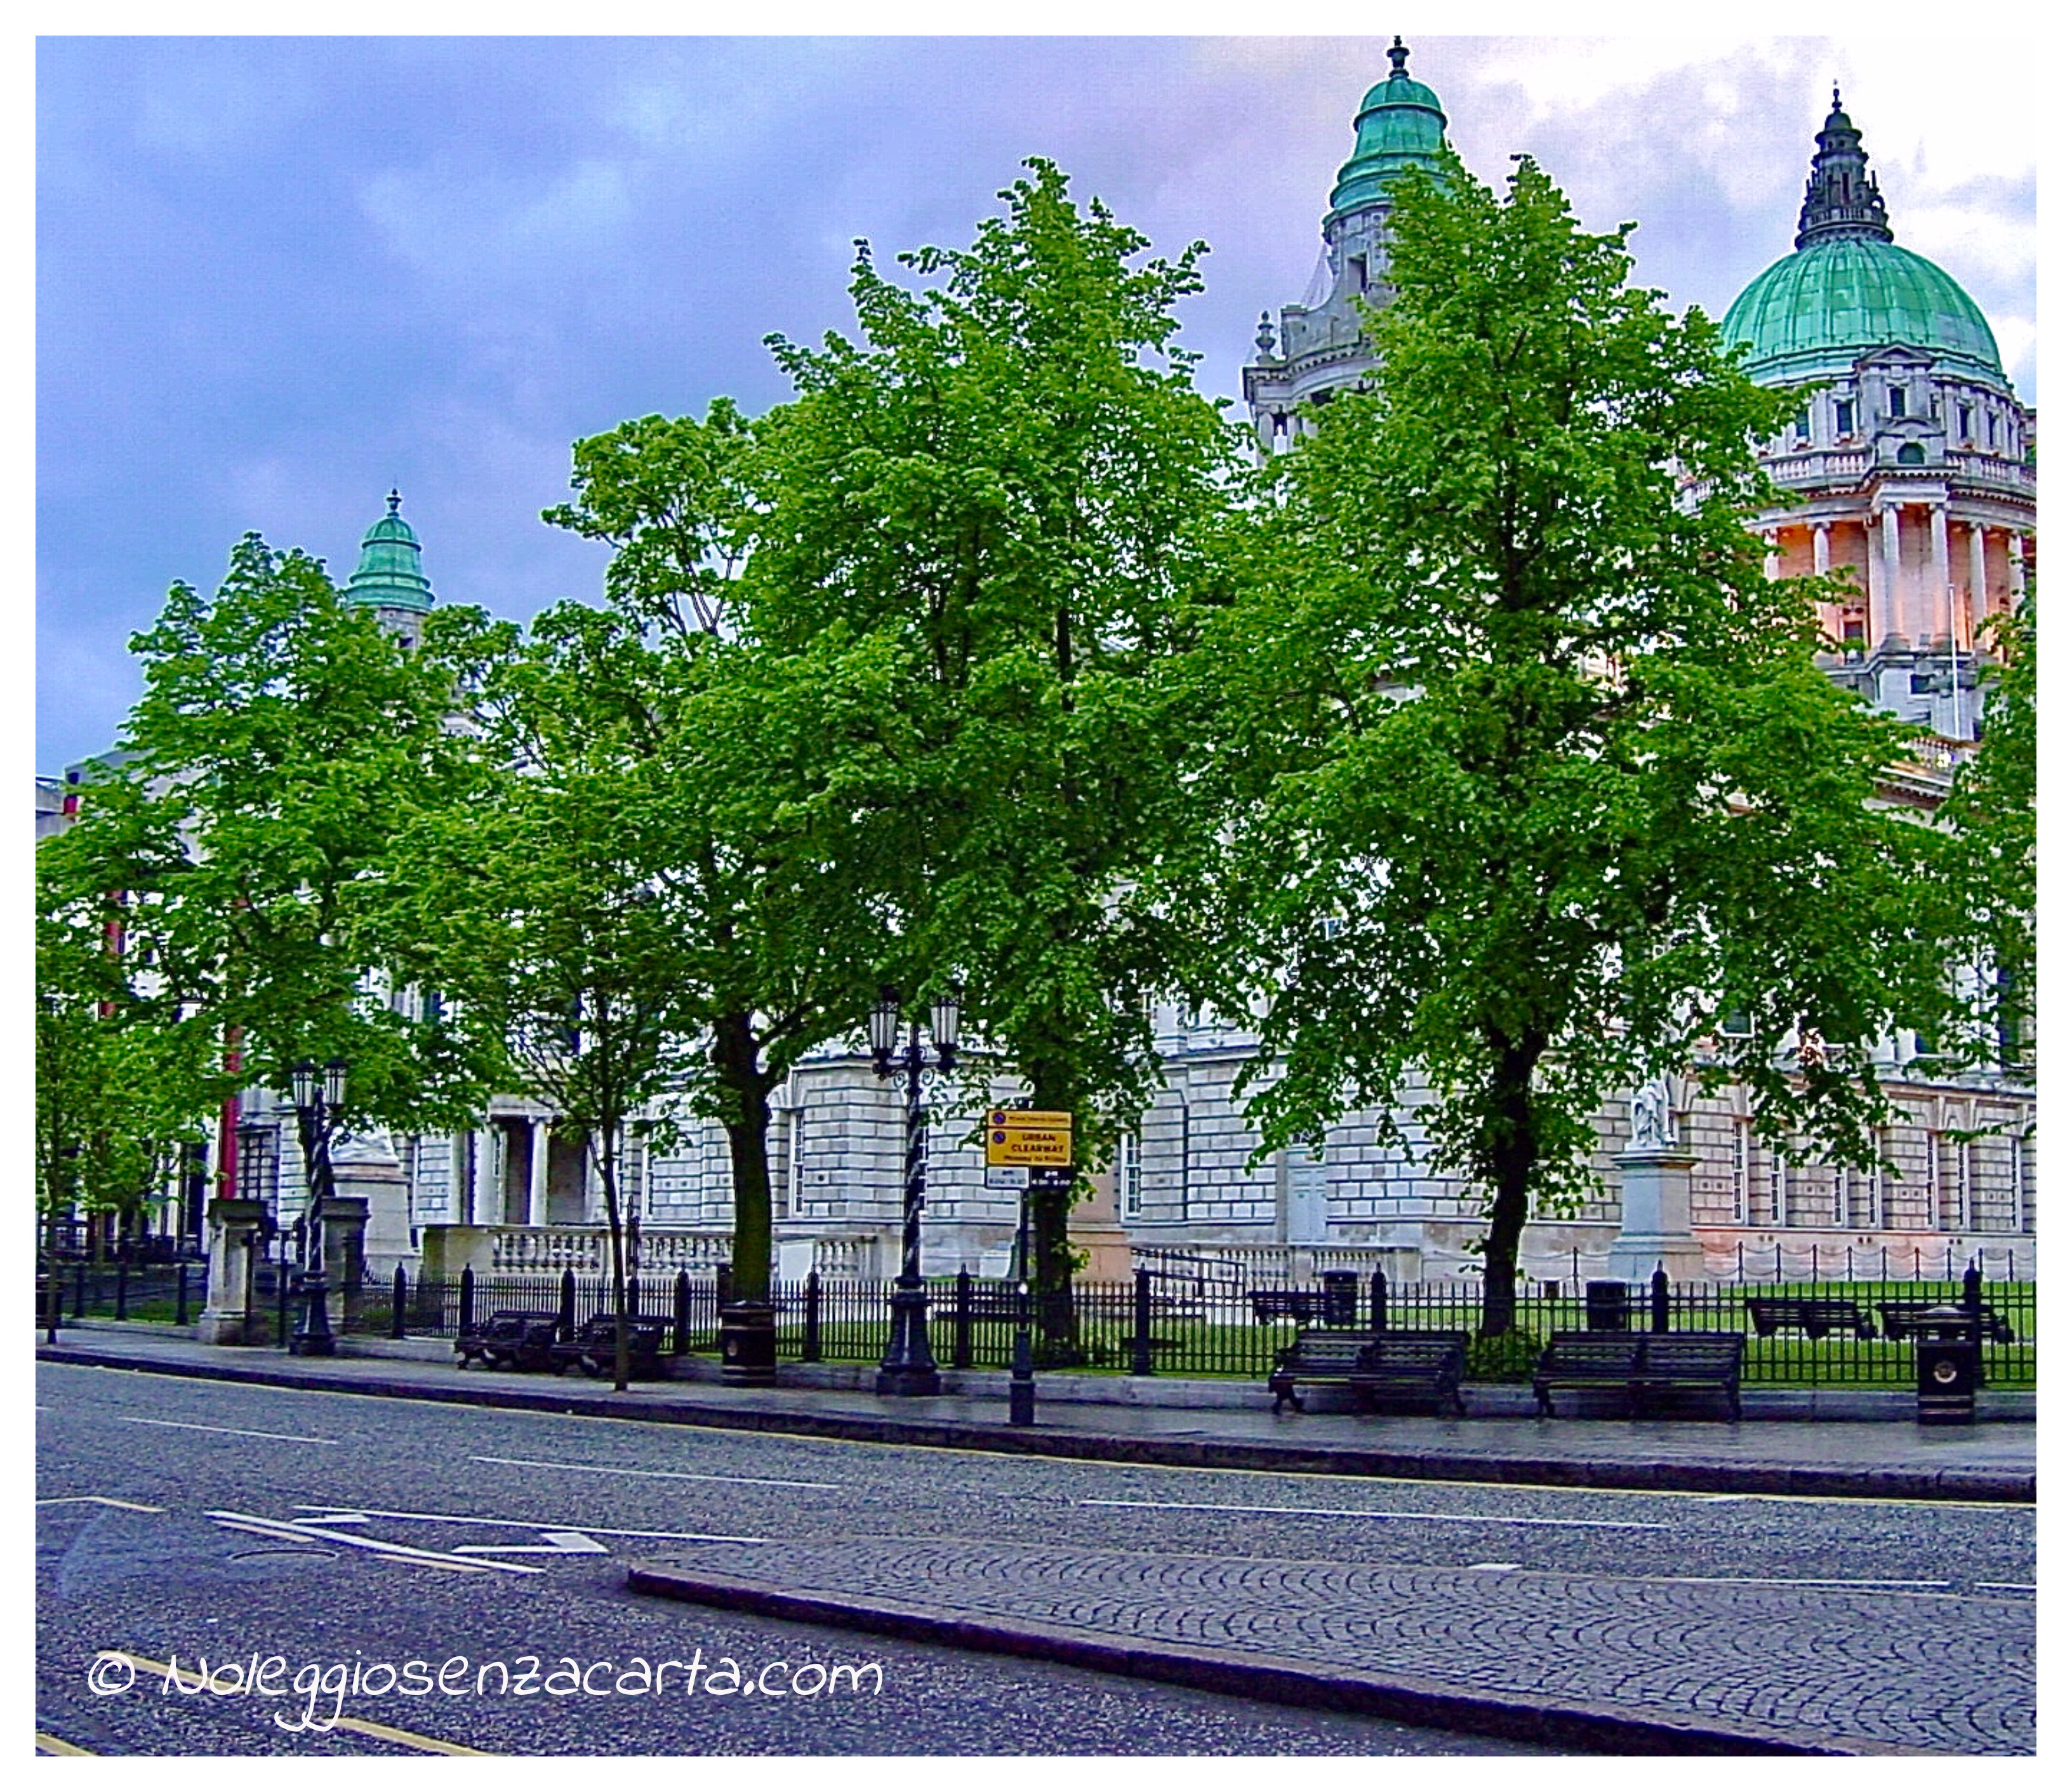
[630,1537,2035,1755]
[36,1322,2035,1503]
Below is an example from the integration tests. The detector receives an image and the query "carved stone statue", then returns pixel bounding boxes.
[1629,1076,1677,1152]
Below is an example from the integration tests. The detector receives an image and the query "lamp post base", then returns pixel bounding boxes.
[289,1274,336,1357]
[1009,1316,1036,1426]
[875,1281,940,1397]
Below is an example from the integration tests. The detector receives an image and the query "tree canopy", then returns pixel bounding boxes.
[1203,151,1970,1332]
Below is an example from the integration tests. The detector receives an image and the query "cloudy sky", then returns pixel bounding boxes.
[34,15,2037,774]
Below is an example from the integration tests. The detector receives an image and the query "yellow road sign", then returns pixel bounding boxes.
[986,1127,1073,1167]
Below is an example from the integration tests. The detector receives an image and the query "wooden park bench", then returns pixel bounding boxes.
[1533,1331,1745,1420]
[1744,1296,1876,1340]
[1353,1332,1471,1416]
[455,1309,561,1372]
[548,1313,670,1380]
[1877,1301,2016,1344]
[1268,1329,1470,1416]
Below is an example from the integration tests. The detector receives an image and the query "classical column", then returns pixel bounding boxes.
[1762,529,1779,581]
[1878,503,1903,644]
[1969,522,1989,636]
[450,1133,473,1225]
[1812,521,1831,575]
[472,1127,500,1228]
[1929,503,1951,643]
[527,1117,551,1228]
[2010,531,2028,598]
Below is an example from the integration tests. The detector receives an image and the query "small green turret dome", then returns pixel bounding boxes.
[1720,91,2005,388]
[1328,36,1447,222]
[343,489,436,614]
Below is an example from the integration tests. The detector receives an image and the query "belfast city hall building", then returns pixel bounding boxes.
[74,46,2035,1293]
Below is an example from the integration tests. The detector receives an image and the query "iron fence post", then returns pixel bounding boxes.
[1130,1266,1155,1376]
[458,1265,475,1334]
[800,1270,822,1363]
[557,1268,577,1341]
[674,1270,691,1356]
[390,1264,408,1339]
[277,1256,292,1350]
[1368,1270,1388,1332]
[1650,1264,1670,1332]
[716,1261,733,1309]
[175,1261,190,1328]
[952,1268,974,1370]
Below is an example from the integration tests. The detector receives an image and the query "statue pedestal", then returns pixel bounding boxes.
[1607,1149,1709,1282]
[1068,1164,1135,1282]
[332,1132,411,1275]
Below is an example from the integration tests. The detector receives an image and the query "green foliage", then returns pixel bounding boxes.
[739,159,1248,1310]
[1464,1329,1544,1384]
[383,593,899,1308]
[1942,591,2036,1076]
[37,536,497,1140]
[1203,151,1969,1332]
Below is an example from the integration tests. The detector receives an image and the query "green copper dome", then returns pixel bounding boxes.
[1720,91,2005,388]
[1722,239,2004,386]
[343,490,436,614]
[1328,37,1447,222]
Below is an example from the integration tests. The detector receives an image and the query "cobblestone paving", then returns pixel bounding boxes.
[655,1538,2035,1755]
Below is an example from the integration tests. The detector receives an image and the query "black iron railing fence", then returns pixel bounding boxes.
[48,1259,2036,1388]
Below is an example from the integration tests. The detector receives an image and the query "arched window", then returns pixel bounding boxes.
[1897,442,1926,466]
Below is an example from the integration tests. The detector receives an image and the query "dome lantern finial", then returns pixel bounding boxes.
[1795,91,1892,249]
[344,489,436,616]
[1388,35,1410,79]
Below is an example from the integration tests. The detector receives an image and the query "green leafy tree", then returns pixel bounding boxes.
[34,887,213,1249]
[742,160,1245,1340]
[37,537,495,1153]
[382,597,897,1381]
[1206,152,1967,1335]
[1942,592,2036,1075]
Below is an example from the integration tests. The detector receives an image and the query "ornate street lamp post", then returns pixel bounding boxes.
[870,983,960,1397]
[286,1058,348,1357]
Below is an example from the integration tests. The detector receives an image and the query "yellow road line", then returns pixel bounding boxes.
[99,1654,491,1755]
[34,1731,95,1756]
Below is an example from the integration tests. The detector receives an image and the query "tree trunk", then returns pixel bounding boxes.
[1478,1034,1544,1339]
[714,1012,774,1304]
[595,1126,630,1393]
[1025,1061,1081,1362]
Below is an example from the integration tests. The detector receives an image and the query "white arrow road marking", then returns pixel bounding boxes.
[206,1510,543,1575]
[453,1530,610,1556]
[469,1454,839,1490]
[295,1504,769,1545]
[37,1496,164,1512]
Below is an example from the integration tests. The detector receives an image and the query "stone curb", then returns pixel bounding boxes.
[35,1343,2035,1503]
[623,1560,1928,1757]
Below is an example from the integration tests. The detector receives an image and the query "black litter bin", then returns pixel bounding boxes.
[1320,1271,1359,1327]
[1585,1280,1630,1331]
[719,1299,778,1386]
[1915,1305,1981,1426]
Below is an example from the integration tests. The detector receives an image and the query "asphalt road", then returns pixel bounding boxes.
[36,1362,2033,1756]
